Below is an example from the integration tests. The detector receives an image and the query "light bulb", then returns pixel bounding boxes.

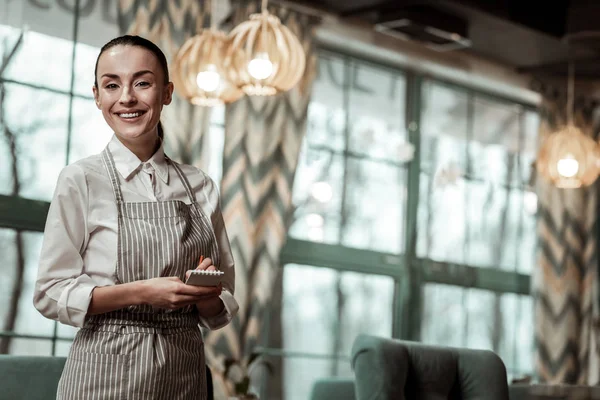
[311,181,333,203]
[196,64,221,92]
[306,213,324,228]
[247,52,273,80]
[556,153,579,178]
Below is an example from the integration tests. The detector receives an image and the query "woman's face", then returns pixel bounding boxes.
[93,45,173,145]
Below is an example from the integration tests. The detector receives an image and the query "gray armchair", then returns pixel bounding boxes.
[351,334,509,400]
[0,355,66,400]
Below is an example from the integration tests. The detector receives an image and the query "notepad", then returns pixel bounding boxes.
[185,270,225,287]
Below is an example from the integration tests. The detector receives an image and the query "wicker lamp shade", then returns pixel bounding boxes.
[172,30,243,107]
[226,10,306,96]
[536,124,600,188]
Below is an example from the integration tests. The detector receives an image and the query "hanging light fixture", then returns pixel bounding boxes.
[225,0,306,96]
[171,0,243,107]
[536,62,600,189]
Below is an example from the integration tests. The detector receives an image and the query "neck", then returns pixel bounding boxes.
[116,134,161,162]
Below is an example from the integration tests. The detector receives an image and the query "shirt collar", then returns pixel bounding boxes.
[108,135,169,184]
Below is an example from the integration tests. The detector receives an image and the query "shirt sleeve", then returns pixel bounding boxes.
[198,175,239,330]
[33,164,96,328]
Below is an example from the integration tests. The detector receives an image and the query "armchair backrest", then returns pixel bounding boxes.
[351,335,509,400]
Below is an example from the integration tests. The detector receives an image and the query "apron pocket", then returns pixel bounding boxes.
[62,351,130,399]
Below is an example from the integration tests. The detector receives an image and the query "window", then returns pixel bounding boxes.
[416,81,537,379]
[275,51,538,396]
[0,0,119,356]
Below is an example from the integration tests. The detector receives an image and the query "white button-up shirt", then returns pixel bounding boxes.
[34,135,238,329]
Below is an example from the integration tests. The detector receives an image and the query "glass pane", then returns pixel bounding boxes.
[7,231,56,337]
[55,339,74,357]
[342,158,406,253]
[464,181,531,270]
[470,97,521,186]
[418,81,538,271]
[420,81,468,174]
[417,172,467,264]
[418,82,469,263]
[521,111,539,185]
[347,62,407,162]
[307,53,346,151]
[203,124,226,185]
[282,264,394,358]
[0,123,10,193]
[73,6,120,97]
[1,83,69,200]
[282,357,353,400]
[68,97,114,162]
[3,29,73,92]
[421,284,465,347]
[0,229,18,334]
[57,324,78,340]
[289,149,343,244]
[518,202,537,274]
[73,41,102,97]
[8,338,52,356]
[421,284,534,378]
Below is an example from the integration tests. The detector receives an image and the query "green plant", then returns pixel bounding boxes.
[223,352,273,397]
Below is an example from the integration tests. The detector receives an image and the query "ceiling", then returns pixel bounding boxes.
[297,0,600,79]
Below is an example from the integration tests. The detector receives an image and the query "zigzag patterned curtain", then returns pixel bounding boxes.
[117,0,215,170]
[534,91,600,385]
[202,0,319,394]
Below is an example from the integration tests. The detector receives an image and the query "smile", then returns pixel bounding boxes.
[116,111,145,119]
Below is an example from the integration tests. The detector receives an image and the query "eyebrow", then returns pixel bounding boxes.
[100,70,155,80]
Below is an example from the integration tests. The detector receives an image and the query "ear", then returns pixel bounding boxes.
[163,82,174,106]
[92,86,101,109]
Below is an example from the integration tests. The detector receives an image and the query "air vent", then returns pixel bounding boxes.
[374,5,471,52]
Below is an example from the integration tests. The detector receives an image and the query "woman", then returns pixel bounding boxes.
[34,35,238,399]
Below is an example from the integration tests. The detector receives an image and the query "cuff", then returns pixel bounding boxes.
[57,275,96,327]
[198,289,239,330]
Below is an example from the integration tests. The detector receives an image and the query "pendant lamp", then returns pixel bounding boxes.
[536,62,600,188]
[225,0,306,96]
[171,0,243,106]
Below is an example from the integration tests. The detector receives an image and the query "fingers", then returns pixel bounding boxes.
[176,282,221,296]
[167,294,218,309]
[197,257,213,270]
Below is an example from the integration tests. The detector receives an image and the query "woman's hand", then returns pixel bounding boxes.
[186,257,225,318]
[139,276,221,310]
[185,257,223,292]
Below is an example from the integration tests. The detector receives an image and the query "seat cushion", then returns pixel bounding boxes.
[310,378,356,400]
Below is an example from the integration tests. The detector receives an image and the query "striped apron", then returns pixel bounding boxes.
[57,147,220,400]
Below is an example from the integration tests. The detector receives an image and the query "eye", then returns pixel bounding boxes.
[105,83,118,89]
[136,81,151,87]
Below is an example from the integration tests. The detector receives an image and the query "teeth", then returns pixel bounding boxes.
[119,112,140,118]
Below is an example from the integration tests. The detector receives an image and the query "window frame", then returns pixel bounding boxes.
[270,45,538,371]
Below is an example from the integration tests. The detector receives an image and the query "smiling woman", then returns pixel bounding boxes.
[33,35,239,400]
[92,36,174,161]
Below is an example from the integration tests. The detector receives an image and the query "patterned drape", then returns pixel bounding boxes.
[117,0,214,170]
[202,0,319,391]
[534,90,600,385]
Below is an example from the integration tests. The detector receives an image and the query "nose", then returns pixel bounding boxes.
[119,86,136,104]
